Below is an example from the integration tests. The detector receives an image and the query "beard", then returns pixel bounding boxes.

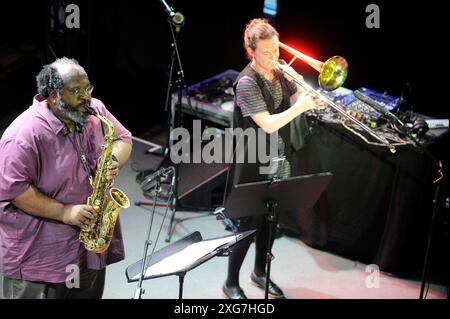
[55,95,90,125]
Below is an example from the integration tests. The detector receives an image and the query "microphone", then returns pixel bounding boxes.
[213,207,237,233]
[140,167,174,191]
[171,12,185,27]
[159,0,185,27]
[164,166,176,188]
[354,90,405,126]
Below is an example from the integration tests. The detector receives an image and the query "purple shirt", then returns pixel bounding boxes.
[0,95,132,283]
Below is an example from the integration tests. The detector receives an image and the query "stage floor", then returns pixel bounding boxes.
[100,137,447,299]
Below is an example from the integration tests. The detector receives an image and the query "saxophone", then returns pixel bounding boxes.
[79,112,130,253]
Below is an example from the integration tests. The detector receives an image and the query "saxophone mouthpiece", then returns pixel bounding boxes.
[85,104,97,115]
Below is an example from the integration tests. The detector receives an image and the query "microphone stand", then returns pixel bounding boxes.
[139,1,192,242]
[160,0,193,242]
[367,104,446,299]
[133,176,162,299]
[133,169,176,299]
[394,121,446,300]
[419,160,444,299]
[156,0,191,156]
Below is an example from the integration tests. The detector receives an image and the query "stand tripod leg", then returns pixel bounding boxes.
[419,174,442,299]
[178,272,186,299]
[165,207,176,242]
[264,201,277,299]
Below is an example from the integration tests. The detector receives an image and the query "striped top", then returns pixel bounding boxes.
[236,69,297,179]
[236,70,297,117]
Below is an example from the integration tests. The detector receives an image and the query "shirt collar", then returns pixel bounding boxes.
[32,94,70,136]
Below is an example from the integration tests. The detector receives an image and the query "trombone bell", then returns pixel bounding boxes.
[279,42,348,91]
[319,56,348,91]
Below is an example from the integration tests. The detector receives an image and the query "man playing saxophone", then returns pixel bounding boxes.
[0,57,132,299]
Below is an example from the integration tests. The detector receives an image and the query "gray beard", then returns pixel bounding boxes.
[55,96,90,125]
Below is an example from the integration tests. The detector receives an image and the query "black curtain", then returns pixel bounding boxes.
[279,120,448,280]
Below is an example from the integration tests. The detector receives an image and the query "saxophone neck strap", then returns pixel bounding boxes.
[66,131,94,180]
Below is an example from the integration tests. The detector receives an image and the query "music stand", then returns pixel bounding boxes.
[126,230,256,299]
[224,172,332,299]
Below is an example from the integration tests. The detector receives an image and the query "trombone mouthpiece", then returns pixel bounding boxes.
[271,60,283,71]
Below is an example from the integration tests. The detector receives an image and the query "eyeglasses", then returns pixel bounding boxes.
[66,85,94,97]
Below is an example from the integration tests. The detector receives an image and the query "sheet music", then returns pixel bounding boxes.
[131,234,241,280]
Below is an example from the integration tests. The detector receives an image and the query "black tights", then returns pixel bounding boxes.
[225,214,276,287]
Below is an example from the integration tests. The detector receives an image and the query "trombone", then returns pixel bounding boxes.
[276,42,396,153]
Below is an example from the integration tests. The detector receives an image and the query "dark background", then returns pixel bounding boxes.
[1,0,448,136]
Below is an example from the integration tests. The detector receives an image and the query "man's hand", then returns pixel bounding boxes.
[106,157,119,181]
[62,204,97,229]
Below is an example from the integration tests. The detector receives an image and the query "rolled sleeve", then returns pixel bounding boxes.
[0,139,38,201]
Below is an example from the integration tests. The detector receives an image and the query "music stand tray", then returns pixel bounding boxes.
[125,230,256,298]
[224,172,333,219]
